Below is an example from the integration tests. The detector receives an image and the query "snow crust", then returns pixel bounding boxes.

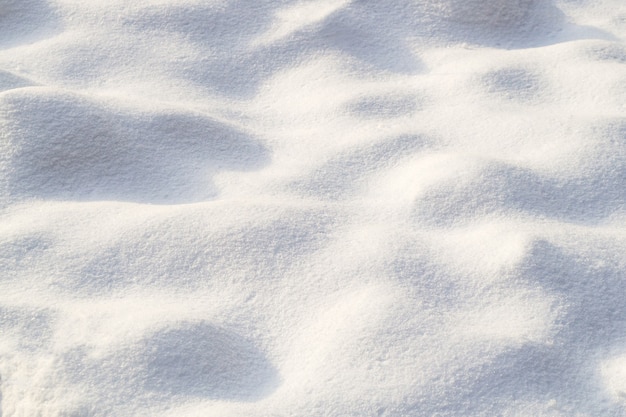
[1,0,626,416]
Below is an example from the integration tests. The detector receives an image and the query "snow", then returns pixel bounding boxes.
[1,0,626,416]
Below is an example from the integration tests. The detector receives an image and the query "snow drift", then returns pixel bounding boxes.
[1,0,626,416]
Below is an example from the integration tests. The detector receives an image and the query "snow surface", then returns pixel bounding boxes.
[1,0,626,415]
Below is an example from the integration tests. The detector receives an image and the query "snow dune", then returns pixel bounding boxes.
[1,0,626,415]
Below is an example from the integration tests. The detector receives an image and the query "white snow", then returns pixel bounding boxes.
[1,0,626,416]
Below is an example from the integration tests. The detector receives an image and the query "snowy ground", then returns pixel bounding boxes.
[1,0,626,416]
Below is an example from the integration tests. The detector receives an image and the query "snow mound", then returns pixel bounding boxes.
[2,0,626,416]
[0,88,269,204]
[434,0,542,28]
[420,0,564,45]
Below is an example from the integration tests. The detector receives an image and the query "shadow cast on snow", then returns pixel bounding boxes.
[0,89,270,205]
[60,321,280,413]
[414,120,626,227]
[138,322,280,401]
[398,237,626,416]
[0,0,61,49]
[110,0,617,99]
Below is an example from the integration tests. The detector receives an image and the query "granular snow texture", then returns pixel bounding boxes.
[1,0,626,416]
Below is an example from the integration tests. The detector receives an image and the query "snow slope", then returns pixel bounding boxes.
[1,0,626,416]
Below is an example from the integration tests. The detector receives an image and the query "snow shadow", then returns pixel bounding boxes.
[0,70,35,94]
[422,0,566,48]
[444,240,626,415]
[291,134,432,200]
[61,321,279,412]
[0,0,60,48]
[116,0,424,98]
[138,322,279,400]
[345,93,422,119]
[107,0,611,99]
[400,238,626,416]
[389,253,463,311]
[413,147,626,226]
[479,67,546,103]
[311,2,424,74]
[0,89,270,204]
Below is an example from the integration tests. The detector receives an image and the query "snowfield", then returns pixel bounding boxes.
[1,0,626,416]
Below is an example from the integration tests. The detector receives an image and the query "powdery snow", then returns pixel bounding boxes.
[1,0,626,416]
